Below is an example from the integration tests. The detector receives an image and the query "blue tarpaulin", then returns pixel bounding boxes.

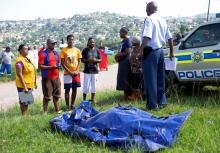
[49,101,192,152]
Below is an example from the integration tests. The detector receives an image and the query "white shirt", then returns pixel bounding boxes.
[27,49,38,69]
[0,51,14,64]
[141,13,172,50]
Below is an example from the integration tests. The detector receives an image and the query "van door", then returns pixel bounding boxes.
[176,23,220,83]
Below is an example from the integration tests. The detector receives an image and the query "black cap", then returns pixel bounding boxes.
[47,38,57,44]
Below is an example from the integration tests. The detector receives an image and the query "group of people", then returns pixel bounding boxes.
[15,35,102,115]
[116,1,174,110]
[11,1,174,115]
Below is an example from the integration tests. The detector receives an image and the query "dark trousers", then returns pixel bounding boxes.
[142,49,166,109]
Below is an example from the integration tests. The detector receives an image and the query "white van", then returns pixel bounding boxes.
[165,21,220,90]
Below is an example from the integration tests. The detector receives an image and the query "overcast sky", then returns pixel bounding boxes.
[0,0,219,20]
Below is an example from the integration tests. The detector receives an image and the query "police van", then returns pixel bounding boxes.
[165,21,220,90]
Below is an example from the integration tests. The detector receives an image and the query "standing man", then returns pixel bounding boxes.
[82,37,101,104]
[60,34,82,111]
[139,1,174,110]
[0,46,15,77]
[39,39,61,114]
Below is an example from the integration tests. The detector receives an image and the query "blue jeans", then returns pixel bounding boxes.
[142,49,166,109]
[0,63,12,76]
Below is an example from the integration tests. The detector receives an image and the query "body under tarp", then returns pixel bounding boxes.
[49,101,192,152]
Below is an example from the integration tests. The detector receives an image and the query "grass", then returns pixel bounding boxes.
[108,54,116,65]
[0,88,220,153]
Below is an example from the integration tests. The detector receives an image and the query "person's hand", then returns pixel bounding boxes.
[74,71,79,76]
[88,57,94,63]
[114,53,121,62]
[24,87,28,93]
[52,65,58,69]
[92,57,97,62]
[70,72,78,77]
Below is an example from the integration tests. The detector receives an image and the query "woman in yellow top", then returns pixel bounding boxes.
[15,44,36,115]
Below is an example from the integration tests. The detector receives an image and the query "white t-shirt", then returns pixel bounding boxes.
[141,13,172,50]
[0,51,15,64]
[27,49,38,69]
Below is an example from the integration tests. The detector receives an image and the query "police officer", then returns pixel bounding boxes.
[139,1,174,110]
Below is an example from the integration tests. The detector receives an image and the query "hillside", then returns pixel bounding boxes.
[0,12,218,50]
[0,12,143,50]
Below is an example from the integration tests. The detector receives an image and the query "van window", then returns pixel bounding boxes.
[184,23,220,49]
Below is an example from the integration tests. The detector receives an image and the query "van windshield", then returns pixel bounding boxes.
[184,23,220,49]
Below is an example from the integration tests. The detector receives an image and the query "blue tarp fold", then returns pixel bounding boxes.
[49,101,192,151]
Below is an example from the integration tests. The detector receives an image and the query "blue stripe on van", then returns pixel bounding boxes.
[204,53,220,59]
[175,55,191,61]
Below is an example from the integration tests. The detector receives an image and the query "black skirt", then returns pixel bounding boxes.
[116,57,131,91]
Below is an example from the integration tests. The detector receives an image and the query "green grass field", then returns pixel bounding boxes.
[0,89,220,153]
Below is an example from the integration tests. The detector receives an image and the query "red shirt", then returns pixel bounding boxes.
[38,47,45,56]
[39,51,60,79]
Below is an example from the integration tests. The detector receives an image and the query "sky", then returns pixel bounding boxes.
[0,0,220,21]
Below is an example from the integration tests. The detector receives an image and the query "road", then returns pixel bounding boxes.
[0,64,118,112]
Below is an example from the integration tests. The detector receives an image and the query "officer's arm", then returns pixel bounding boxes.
[139,37,150,57]
[168,38,174,59]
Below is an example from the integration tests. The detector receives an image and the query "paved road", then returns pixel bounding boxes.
[0,64,118,112]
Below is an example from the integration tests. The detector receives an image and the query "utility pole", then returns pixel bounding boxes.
[207,0,210,22]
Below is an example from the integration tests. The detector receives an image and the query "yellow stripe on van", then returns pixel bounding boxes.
[203,58,220,62]
[203,50,213,53]
[177,60,192,64]
[174,52,192,56]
